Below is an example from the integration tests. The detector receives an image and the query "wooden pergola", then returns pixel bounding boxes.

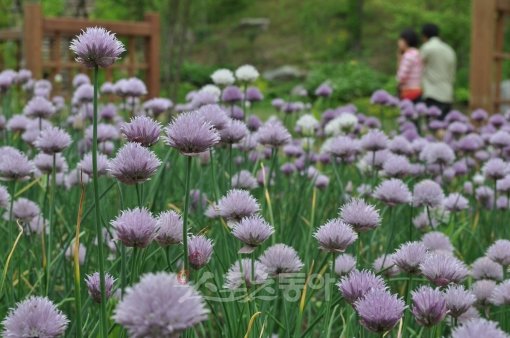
[470,0,510,114]
[0,3,160,97]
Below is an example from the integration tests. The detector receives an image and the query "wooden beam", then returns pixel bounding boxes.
[494,52,510,59]
[0,28,22,40]
[145,12,160,98]
[42,18,152,36]
[493,12,505,112]
[23,3,43,78]
[469,0,496,113]
[496,0,510,12]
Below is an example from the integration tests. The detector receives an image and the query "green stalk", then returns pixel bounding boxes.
[322,252,335,332]
[92,65,109,338]
[45,153,56,295]
[209,148,220,202]
[182,156,192,279]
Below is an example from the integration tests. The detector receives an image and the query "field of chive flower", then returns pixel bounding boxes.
[0,27,509,338]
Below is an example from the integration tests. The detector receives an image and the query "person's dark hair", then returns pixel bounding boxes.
[400,29,419,48]
[422,23,440,39]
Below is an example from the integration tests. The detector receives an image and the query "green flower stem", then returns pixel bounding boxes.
[182,156,192,279]
[92,65,109,338]
[45,153,56,295]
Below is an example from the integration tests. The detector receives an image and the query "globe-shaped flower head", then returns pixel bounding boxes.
[121,116,161,147]
[85,272,115,303]
[354,289,405,334]
[165,111,220,155]
[259,244,304,276]
[2,296,69,338]
[108,142,161,185]
[314,219,358,252]
[340,198,381,232]
[411,286,447,326]
[114,272,208,338]
[111,207,157,248]
[34,126,72,154]
[232,215,274,253]
[70,27,125,68]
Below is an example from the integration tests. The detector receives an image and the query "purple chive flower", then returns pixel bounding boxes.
[373,254,400,277]
[420,252,469,286]
[482,158,507,180]
[34,126,72,154]
[382,154,411,178]
[73,83,94,103]
[334,254,357,276]
[85,272,115,303]
[326,136,361,159]
[489,280,510,305]
[246,86,263,102]
[389,136,413,155]
[70,27,125,68]
[246,115,262,132]
[188,235,213,269]
[0,148,34,180]
[338,269,386,304]
[421,232,453,253]
[339,198,381,232]
[452,318,508,338]
[114,272,208,338]
[374,179,412,206]
[221,85,243,103]
[224,258,268,289]
[120,116,161,147]
[255,119,291,147]
[472,279,497,306]
[361,129,388,151]
[217,189,260,223]
[34,153,68,174]
[471,108,489,121]
[2,296,69,338]
[111,207,157,248]
[232,215,274,253]
[197,104,230,130]
[220,119,248,144]
[259,243,304,276]
[0,185,9,209]
[23,96,56,119]
[78,152,109,176]
[231,170,258,190]
[314,219,358,252]
[108,142,161,185]
[393,241,428,274]
[143,98,173,117]
[315,83,333,97]
[155,211,183,246]
[123,78,147,97]
[444,285,476,318]
[420,142,455,165]
[411,285,447,326]
[471,257,503,281]
[12,198,40,223]
[443,193,469,212]
[487,239,510,266]
[497,176,510,193]
[6,115,30,132]
[165,111,220,155]
[490,130,510,148]
[458,134,483,152]
[100,81,114,94]
[85,123,120,142]
[370,89,391,104]
[354,289,405,334]
[413,179,445,208]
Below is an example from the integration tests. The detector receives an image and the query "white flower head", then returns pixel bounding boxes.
[473,173,485,185]
[200,84,221,100]
[235,65,259,83]
[296,114,319,136]
[211,68,235,86]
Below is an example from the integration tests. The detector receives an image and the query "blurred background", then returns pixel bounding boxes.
[0,0,486,107]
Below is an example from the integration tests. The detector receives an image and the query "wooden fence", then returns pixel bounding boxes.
[470,0,510,113]
[0,3,160,97]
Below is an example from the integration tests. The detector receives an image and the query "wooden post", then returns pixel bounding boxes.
[23,3,43,78]
[493,11,505,113]
[145,12,160,98]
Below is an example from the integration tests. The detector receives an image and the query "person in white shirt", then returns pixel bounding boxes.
[420,23,456,119]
